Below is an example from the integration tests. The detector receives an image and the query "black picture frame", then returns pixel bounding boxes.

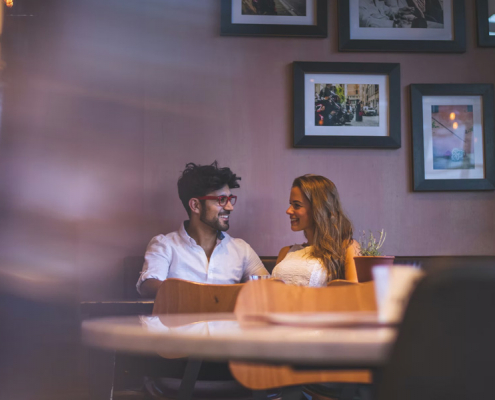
[338,0,466,52]
[293,62,401,149]
[220,0,327,37]
[411,84,495,191]
[476,0,495,47]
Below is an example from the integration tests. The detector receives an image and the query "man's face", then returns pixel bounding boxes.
[199,185,234,232]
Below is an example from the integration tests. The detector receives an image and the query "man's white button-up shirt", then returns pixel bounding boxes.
[136,222,268,294]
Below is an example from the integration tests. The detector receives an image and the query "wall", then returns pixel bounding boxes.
[1,0,494,300]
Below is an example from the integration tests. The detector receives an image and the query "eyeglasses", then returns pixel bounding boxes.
[196,195,237,207]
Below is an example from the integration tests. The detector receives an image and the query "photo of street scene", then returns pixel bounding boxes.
[359,0,444,29]
[315,83,379,127]
[242,0,307,16]
[431,105,475,170]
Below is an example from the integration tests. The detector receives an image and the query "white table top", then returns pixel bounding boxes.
[82,312,396,367]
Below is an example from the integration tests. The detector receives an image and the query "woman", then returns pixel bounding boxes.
[355,101,363,122]
[272,175,359,286]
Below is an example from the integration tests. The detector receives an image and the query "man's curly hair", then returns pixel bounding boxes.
[177,161,241,216]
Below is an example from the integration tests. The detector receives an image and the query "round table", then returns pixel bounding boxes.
[83,312,396,367]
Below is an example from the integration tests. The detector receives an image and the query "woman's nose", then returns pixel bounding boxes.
[286,206,293,215]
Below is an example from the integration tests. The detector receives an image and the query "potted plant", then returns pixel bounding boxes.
[354,229,395,282]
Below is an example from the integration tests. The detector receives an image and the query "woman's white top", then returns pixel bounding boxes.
[271,245,328,287]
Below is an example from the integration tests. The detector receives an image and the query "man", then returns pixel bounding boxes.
[359,0,416,28]
[137,161,268,297]
[315,84,340,126]
[385,0,444,27]
[319,84,337,101]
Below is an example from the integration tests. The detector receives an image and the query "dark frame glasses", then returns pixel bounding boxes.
[196,195,237,207]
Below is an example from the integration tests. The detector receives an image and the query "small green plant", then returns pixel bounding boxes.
[358,229,387,256]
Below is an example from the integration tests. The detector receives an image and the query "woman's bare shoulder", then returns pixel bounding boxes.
[276,246,292,265]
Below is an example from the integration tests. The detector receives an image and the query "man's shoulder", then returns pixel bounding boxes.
[222,233,249,246]
[149,231,182,244]
[223,234,258,255]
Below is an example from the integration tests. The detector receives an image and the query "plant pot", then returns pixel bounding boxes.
[353,256,395,282]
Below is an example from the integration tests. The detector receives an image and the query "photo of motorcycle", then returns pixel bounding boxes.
[315,92,354,126]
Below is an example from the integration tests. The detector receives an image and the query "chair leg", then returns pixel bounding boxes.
[281,385,303,400]
[177,358,202,400]
[252,390,269,400]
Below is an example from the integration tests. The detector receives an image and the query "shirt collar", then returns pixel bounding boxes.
[180,221,226,246]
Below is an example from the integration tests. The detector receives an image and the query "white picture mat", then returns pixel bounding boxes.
[349,0,453,40]
[304,73,389,137]
[232,0,316,25]
[422,95,485,180]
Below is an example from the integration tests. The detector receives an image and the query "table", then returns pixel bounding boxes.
[83,312,396,367]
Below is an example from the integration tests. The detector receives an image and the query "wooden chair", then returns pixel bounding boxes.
[153,278,244,315]
[147,278,247,400]
[230,279,377,399]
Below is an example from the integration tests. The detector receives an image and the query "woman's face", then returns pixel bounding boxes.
[286,186,314,233]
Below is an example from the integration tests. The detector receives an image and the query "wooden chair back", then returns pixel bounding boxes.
[152,278,244,315]
[152,278,244,359]
[230,279,377,390]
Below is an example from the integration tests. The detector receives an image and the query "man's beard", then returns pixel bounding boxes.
[200,209,230,232]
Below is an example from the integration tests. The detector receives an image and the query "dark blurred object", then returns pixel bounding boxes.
[378,266,495,400]
[393,255,495,273]
[0,265,81,400]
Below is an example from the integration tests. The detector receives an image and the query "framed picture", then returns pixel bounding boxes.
[338,0,466,52]
[477,0,495,47]
[411,84,495,191]
[220,0,327,37]
[293,62,401,148]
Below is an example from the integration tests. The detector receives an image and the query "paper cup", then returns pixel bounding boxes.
[372,265,424,324]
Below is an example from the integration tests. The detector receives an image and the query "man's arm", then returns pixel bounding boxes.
[138,278,163,298]
[242,244,269,282]
[136,235,170,297]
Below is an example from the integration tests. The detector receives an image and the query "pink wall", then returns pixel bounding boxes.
[1,0,495,299]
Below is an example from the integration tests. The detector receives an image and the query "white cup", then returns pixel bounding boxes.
[372,265,424,324]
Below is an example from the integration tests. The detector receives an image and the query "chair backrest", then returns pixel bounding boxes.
[230,279,377,390]
[152,278,244,315]
[378,267,495,400]
[234,279,376,316]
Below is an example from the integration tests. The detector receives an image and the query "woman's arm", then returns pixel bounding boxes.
[344,240,360,282]
[276,246,291,265]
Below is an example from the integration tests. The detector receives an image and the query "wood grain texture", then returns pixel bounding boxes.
[230,280,377,389]
[152,278,244,315]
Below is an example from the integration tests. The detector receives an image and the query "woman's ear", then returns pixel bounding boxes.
[189,198,201,215]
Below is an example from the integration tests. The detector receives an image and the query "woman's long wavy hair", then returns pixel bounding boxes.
[293,175,353,280]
